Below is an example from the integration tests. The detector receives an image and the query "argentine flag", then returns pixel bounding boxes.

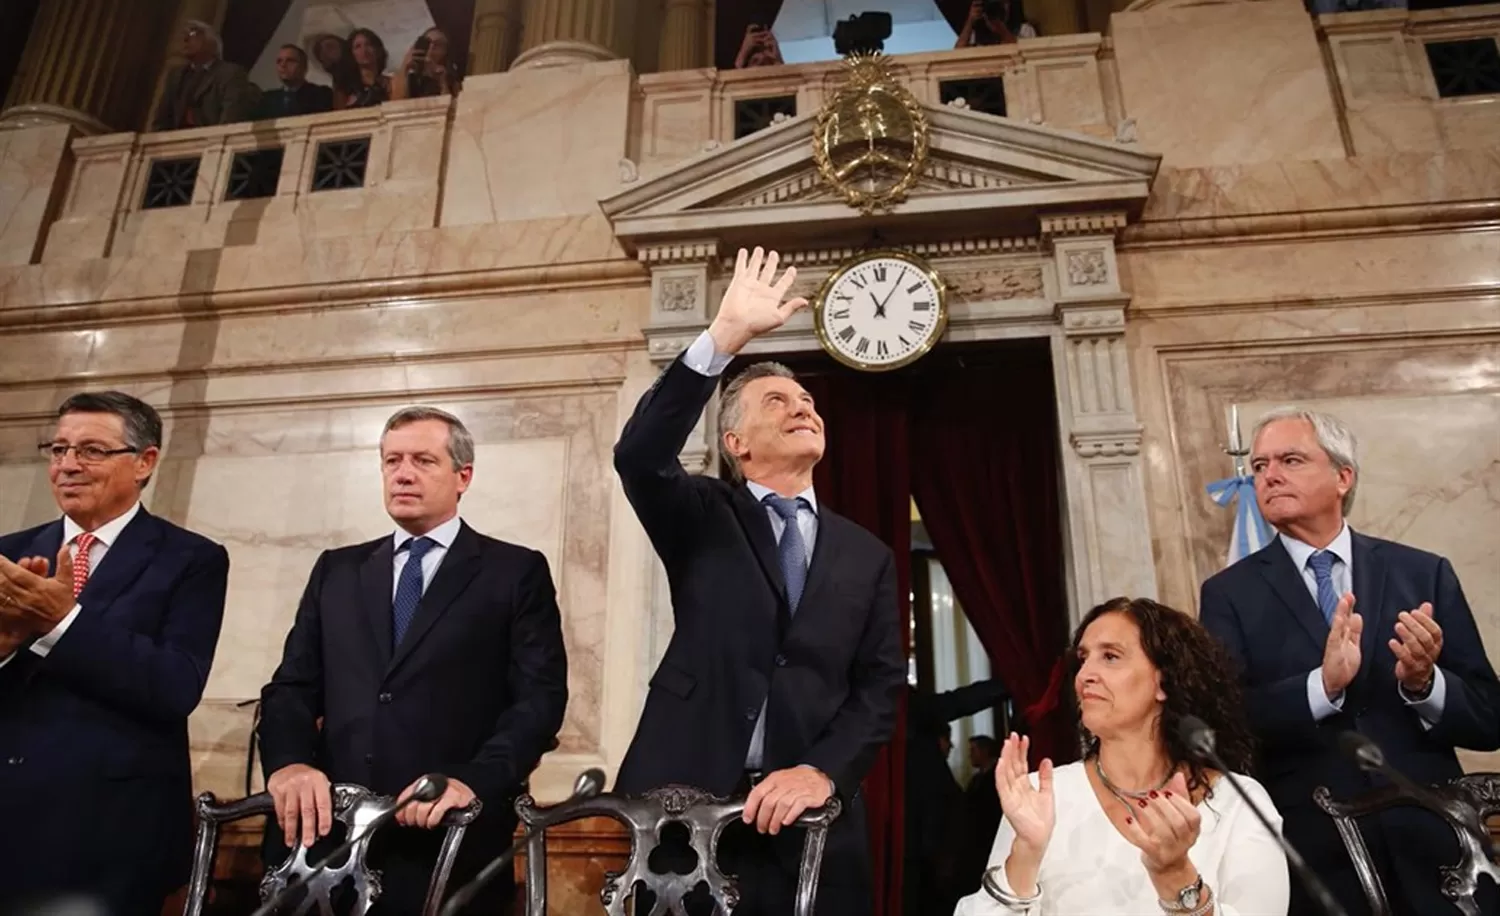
[1206,475,1274,566]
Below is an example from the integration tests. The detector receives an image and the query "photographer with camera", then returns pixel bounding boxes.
[392,27,461,100]
[956,0,1030,47]
[736,23,784,69]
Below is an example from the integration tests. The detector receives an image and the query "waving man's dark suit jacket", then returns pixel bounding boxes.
[613,356,906,915]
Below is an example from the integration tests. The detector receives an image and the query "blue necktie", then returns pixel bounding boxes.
[1307,550,1339,624]
[392,536,436,646]
[763,495,808,613]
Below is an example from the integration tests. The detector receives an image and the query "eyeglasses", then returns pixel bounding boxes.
[38,443,138,464]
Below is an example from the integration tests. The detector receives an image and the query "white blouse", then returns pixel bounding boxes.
[954,762,1290,916]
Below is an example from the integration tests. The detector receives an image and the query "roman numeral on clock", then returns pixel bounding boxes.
[877,340,889,358]
[832,308,850,320]
[913,301,931,311]
[873,266,888,282]
[908,319,925,333]
[907,282,925,294]
[837,326,855,343]
[855,337,870,355]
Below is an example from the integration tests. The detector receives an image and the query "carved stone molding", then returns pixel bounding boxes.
[638,240,720,265]
[1071,429,1144,458]
[645,330,703,363]
[1059,302,1127,337]
[945,265,1046,301]
[1040,212,1128,241]
[657,276,699,312]
[1066,249,1109,287]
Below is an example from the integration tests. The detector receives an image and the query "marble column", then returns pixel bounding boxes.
[0,0,165,134]
[1042,213,1159,622]
[470,0,524,74]
[658,0,707,72]
[514,0,638,68]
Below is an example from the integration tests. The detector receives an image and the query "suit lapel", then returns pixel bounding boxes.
[74,511,161,614]
[797,508,840,620]
[732,487,788,605]
[386,523,482,677]
[359,539,395,670]
[1350,531,1388,676]
[1256,538,1329,651]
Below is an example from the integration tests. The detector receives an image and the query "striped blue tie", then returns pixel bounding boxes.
[1307,550,1340,625]
[763,494,808,613]
[392,536,435,646]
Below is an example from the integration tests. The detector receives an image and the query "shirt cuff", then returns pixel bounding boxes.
[28,603,83,657]
[1399,668,1447,730]
[1307,667,1346,721]
[682,330,734,377]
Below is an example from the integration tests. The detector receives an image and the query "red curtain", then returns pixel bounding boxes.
[220,0,295,70]
[801,369,911,916]
[425,0,476,75]
[908,343,1077,767]
[714,0,786,69]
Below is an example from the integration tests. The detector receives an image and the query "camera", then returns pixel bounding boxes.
[832,12,893,56]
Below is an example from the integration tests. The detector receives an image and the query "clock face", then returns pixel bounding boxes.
[814,252,946,372]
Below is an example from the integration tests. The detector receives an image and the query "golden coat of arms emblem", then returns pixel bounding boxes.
[813,53,930,214]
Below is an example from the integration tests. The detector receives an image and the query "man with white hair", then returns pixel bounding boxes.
[1200,406,1499,916]
[152,19,256,131]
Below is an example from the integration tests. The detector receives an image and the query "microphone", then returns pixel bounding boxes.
[1176,716,1348,916]
[249,773,449,916]
[438,768,606,916]
[1336,731,1494,853]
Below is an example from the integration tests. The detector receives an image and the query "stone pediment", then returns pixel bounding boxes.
[601,104,1161,253]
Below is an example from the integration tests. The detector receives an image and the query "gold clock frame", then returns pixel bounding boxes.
[812,249,948,373]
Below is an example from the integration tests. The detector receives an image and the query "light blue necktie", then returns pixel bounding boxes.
[392,536,435,646]
[1307,550,1340,625]
[763,494,808,613]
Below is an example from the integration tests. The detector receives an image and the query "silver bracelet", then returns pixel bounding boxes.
[981,867,1042,910]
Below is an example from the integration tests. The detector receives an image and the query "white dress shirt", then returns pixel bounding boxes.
[955,762,1290,915]
[391,514,463,599]
[1,502,143,669]
[1279,524,1445,727]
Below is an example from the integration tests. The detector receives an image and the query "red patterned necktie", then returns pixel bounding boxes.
[72,532,96,598]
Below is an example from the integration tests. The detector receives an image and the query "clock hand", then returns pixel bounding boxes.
[876,267,907,314]
[870,292,886,319]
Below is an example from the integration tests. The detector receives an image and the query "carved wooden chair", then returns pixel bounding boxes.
[183,784,481,916]
[515,784,842,915]
[1313,772,1499,916]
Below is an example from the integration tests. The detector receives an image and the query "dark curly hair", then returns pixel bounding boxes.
[1069,597,1255,799]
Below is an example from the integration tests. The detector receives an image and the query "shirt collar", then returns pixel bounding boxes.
[745,480,818,515]
[392,514,463,552]
[63,501,143,548]
[1279,522,1351,570]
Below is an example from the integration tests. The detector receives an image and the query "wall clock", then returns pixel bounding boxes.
[813,250,947,372]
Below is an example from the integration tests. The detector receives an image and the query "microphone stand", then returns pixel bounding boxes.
[439,768,606,916]
[1338,731,1496,855]
[249,774,449,916]
[1178,717,1348,916]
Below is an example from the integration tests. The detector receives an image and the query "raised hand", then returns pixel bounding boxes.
[1121,770,1201,874]
[1321,593,1362,699]
[706,247,808,356]
[1391,602,1442,695]
[995,733,1055,854]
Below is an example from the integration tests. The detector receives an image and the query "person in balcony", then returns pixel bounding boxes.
[735,24,784,69]
[392,28,462,101]
[153,19,257,131]
[256,44,333,120]
[955,0,1036,47]
[334,28,391,110]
